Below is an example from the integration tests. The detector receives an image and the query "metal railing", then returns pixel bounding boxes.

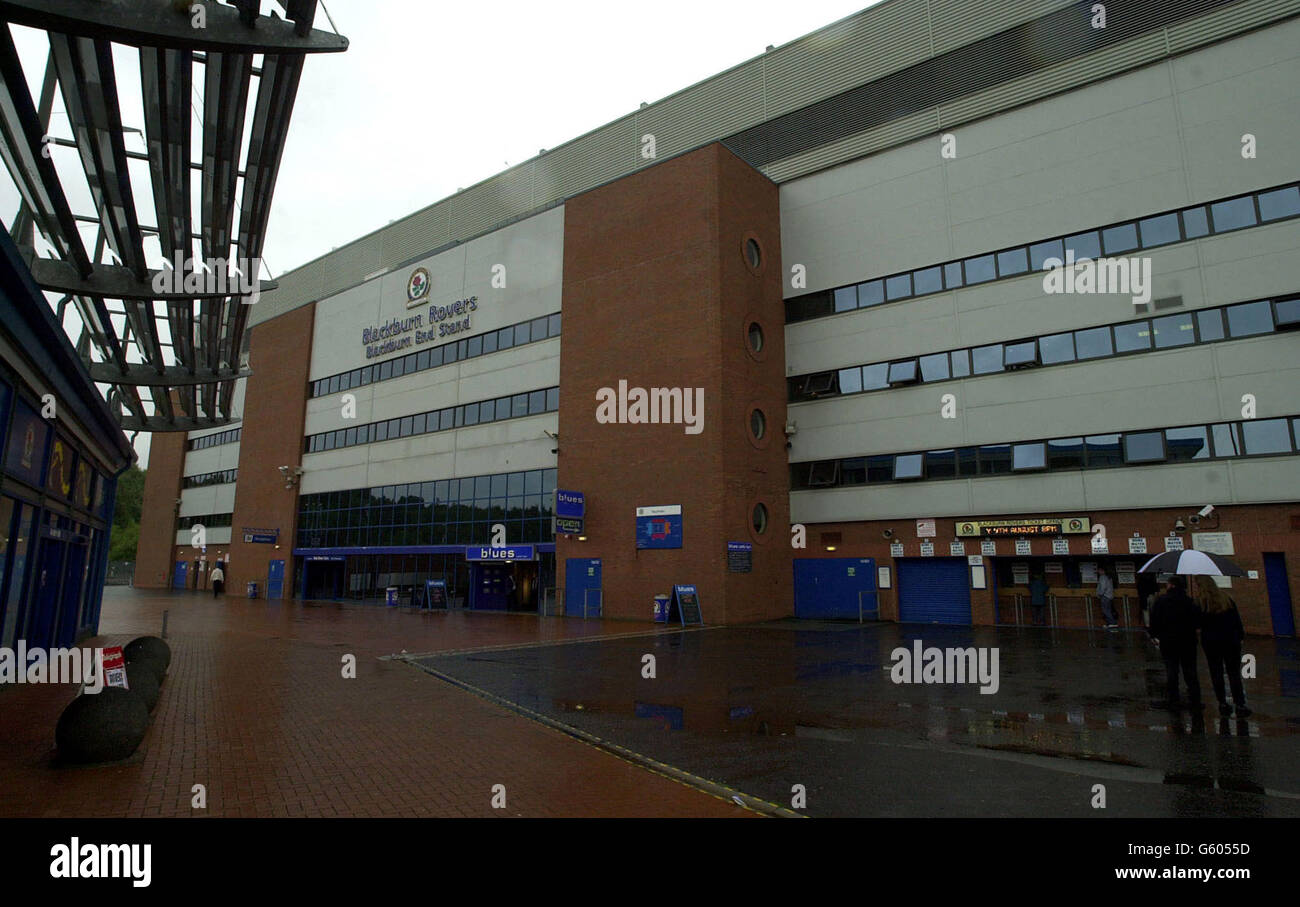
[1000,591,1143,630]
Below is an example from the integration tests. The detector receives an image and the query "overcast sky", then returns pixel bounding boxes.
[4,0,877,467]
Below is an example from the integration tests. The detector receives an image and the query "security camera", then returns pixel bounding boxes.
[784,422,798,436]
[1198,504,1215,518]
[1188,514,1201,526]
[882,528,894,539]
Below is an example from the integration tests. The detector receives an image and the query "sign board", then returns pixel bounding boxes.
[424,579,447,609]
[242,527,279,544]
[636,505,683,549]
[916,519,936,538]
[980,539,997,556]
[949,541,966,557]
[465,545,536,562]
[671,584,703,626]
[1080,562,1098,583]
[555,516,584,534]
[1116,561,1136,585]
[1052,538,1070,555]
[726,541,753,573]
[555,490,585,519]
[1045,562,1064,574]
[1192,531,1235,555]
[956,517,1090,537]
[1127,537,1147,554]
[970,564,987,590]
[966,555,983,566]
[1012,563,1030,584]
[1091,535,1109,554]
[919,541,935,557]
[1164,536,1184,552]
[100,646,127,689]
[890,542,904,558]
[877,566,892,589]
[1015,539,1032,556]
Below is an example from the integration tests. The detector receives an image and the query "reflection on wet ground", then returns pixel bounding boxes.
[412,621,1300,817]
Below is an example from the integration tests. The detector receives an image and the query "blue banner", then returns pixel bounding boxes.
[556,489,585,519]
[465,545,536,561]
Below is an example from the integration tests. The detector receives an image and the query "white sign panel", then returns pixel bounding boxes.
[1052,538,1070,555]
[1164,536,1184,552]
[949,541,966,557]
[1091,536,1109,554]
[916,518,936,538]
[1128,537,1147,554]
[920,541,935,557]
[1192,532,1235,555]
[1080,562,1098,583]
[890,542,904,558]
[1015,539,1032,556]
[980,539,997,556]
[1045,562,1064,574]
[1012,563,1030,584]
[967,555,983,566]
[1117,561,1136,585]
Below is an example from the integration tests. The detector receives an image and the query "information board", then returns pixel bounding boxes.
[636,505,683,549]
[726,541,752,573]
[671,584,703,625]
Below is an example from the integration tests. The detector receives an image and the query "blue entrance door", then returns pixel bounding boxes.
[472,564,511,610]
[267,560,285,600]
[793,558,877,619]
[564,558,601,618]
[27,538,66,651]
[172,560,188,590]
[55,542,87,648]
[1264,552,1296,637]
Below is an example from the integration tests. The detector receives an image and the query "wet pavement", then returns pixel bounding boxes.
[411,621,1300,817]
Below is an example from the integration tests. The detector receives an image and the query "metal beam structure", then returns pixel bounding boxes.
[0,1,346,431]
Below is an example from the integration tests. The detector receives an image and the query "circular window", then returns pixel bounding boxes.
[752,503,769,535]
[745,238,762,270]
[747,322,764,353]
[749,408,766,440]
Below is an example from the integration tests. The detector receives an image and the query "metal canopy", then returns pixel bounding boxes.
[1,1,345,432]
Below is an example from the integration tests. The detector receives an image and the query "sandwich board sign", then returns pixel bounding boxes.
[670,584,703,626]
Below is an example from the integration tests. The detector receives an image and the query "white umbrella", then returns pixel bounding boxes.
[1138,549,1246,576]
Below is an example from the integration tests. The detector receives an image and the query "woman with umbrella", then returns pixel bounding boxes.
[1140,549,1249,713]
[1192,576,1251,717]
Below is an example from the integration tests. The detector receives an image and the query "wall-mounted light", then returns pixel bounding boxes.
[578,535,587,542]
[1173,519,1186,532]
[825,545,837,552]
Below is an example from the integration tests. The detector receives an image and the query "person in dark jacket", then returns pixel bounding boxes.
[1028,573,1049,626]
[1148,575,1202,710]
[1193,575,1252,717]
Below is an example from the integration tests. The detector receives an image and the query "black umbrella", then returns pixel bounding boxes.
[1138,549,1246,576]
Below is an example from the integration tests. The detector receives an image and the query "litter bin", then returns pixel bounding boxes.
[385,586,399,607]
[653,594,670,623]
[246,581,258,599]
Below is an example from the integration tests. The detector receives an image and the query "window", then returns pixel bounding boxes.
[467,335,482,357]
[833,286,858,312]
[1012,442,1046,471]
[913,267,943,295]
[479,399,495,422]
[745,238,761,269]
[1064,231,1101,260]
[862,363,890,390]
[919,353,950,382]
[950,350,970,378]
[1085,434,1122,467]
[747,322,764,352]
[1039,332,1075,364]
[971,344,1003,374]
[1197,308,1225,341]
[1241,418,1292,455]
[1225,300,1273,337]
[375,421,389,442]
[548,313,562,337]
[1275,297,1300,329]
[866,455,893,483]
[808,461,839,487]
[344,427,357,447]
[1047,437,1085,470]
[546,388,560,411]
[1210,196,1257,232]
[1113,321,1151,353]
[838,367,862,395]
[400,416,414,437]
[887,360,918,385]
[497,326,514,349]
[463,403,480,426]
[893,453,923,480]
[1182,206,1209,238]
[925,449,956,479]
[752,503,769,534]
[1074,326,1113,359]
[840,457,866,485]
[1258,186,1300,222]
[978,444,1011,474]
[529,390,546,414]
[512,394,528,418]
[1123,431,1165,463]
[964,254,996,284]
[530,317,549,342]
[1003,340,1038,368]
[885,274,912,300]
[439,409,455,431]
[956,447,978,476]
[1102,222,1139,254]
[858,280,884,307]
[805,372,836,396]
[1029,239,1065,271]
[996,247,1029,277]
[1152,312,1195,348]
[1139,213,1180,247]
[1165,426,1209,461]
[943,263,963,289]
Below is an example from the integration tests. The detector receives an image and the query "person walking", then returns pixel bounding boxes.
[1096,568,1118,629]
[1148,576,1202,711]
[210,562,225,598]
[1194,576,1252,717]
[1028,572,1049,626]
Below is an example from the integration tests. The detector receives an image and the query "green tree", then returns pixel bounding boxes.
[107,465,144,561]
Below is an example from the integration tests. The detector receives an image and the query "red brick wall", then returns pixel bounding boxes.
[225,303,316,593]
[795,503,1300,635]
[135,427,186,589]
[557,143,790,624]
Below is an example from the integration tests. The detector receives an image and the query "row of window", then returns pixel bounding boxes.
[187,428,241,451]
[177,512,233,530]
[297,468,558,549]
[304,386,559,453]
[791,417,1300,489]
[311,312,562,399]
[181,469,238,489]
[785,180,1300,324]
[789,295,1300,401]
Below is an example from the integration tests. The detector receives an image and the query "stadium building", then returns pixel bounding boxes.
[137,0,1300,634]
